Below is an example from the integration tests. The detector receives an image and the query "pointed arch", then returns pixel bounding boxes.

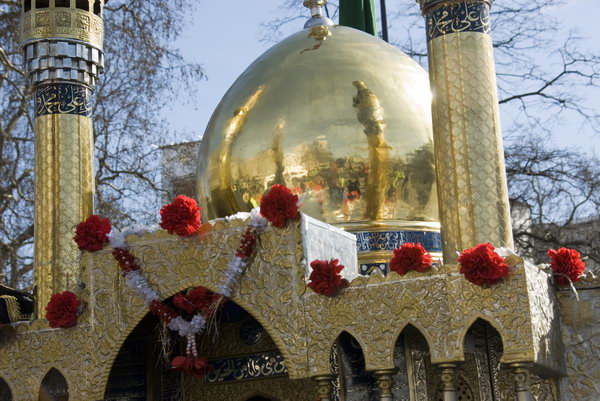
[0,377,12,401]
[39,368,68,401]
[335,331,377,400]
[390,320,433,355]
[392,323,432,401]
[461,315,506,355]
[330,328,369,361]
[100,285,300,399]
[103,314,158,400]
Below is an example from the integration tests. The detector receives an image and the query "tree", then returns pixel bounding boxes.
[264,0,600,270]
[0,0,203,289]
[506,135,600,269]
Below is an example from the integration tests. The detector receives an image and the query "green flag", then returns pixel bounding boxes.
[339,0,377,36]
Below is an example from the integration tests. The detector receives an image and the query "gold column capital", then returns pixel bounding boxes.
[373,369,395,401]
[313,375,334,401]
[510,362,533,401]
[438,363,459,401]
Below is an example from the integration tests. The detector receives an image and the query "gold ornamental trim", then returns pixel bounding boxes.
[0,296,25,322]
[21,8,103,49]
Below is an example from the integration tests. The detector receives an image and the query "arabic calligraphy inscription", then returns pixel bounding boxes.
[206,351,288,384]
[426,2,490,41]
[35,84,91,117]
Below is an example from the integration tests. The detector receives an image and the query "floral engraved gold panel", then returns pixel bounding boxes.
[35,11,50,27]
[0,220,563,399]
[303,261,553,377]
[75,14,90,30]
[446,266,532,363]
[55,12,71,27]
[558,277,600,400]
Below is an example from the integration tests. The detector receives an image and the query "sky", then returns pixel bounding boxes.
[163,0,600,153]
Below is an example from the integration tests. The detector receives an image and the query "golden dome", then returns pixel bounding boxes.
[197,25,441,270]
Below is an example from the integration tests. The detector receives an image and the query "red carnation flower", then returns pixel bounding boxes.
[173,286,220,316]
[172,355,212,378]
[389,242,432,275]
[45,291,81,328]
[308,259,348,296]
[458,243,509,286]
[160,195,201,236]
[548,248,586,285]
[260,185,300,228]
[74,215,111,252]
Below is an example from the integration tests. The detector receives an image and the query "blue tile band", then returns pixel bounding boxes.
[354,230,442,253]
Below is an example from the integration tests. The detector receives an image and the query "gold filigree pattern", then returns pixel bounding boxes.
[34,114,94,312]
[0,222,565,399]
[303,262,554,377]
[427,31,514,262]
[558,286,600,400]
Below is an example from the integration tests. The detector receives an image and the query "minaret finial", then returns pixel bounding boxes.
[303,0,334,28]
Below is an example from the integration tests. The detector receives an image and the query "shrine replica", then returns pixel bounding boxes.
[0,0,598,400]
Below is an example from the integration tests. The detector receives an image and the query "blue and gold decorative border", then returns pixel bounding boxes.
[35,83,91,117]
[359,263,388,276]
[426,2,490,41]
[354,230,442,253]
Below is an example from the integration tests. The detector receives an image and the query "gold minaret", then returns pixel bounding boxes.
[418,0,514,263]
[19,0,104,313]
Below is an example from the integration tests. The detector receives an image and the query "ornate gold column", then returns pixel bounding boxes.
[510,363,533,401]
[19,1,105,312]
[418,0,513,263]
[373,369,395,401]
[313,375,334,401]
[438,363,459,401]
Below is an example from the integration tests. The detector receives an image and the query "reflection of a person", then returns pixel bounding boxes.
[352,80,389,220]
[326,161,342,203]
[402,144,436,213]
[312,176,325,206]
[341,180,361,220]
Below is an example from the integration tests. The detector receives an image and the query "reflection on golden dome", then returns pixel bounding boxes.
[197,25,441,271]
